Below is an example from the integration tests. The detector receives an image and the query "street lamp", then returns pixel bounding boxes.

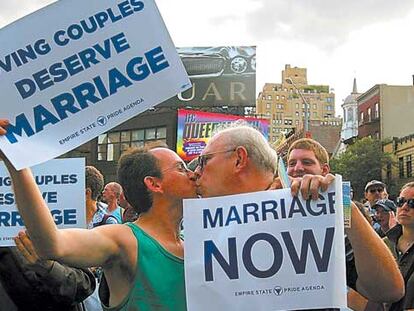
[285,77,311,138]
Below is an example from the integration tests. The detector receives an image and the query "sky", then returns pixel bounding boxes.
[1,0,414,116]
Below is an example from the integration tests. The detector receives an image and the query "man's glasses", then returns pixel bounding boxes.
[197,148,236,171]
[369,188,384,194]
[396,197,414,208]
[162,162,189,174]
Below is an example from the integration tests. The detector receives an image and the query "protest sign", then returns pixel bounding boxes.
[183,177,346,311]
[0,158,85,246]
[0,0,190,170]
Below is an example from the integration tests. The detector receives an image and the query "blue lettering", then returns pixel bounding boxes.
[33,105,60,132]
[145,46,169,73]
[261,200,278,221]
[203,208,223,229]
[5,114,35,143]
[126,57,150,81]
[204,238,238,281]
[108,68,133,95]
[243,233,283,278]
[225,206,241,226]
[15,78,36,99]
[289,197,307,218]
[281,228,334,273]
[243,203,259,223]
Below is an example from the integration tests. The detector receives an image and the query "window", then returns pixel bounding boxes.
[375,103,379,118]
[267,95,272,100]
[98,127,167,161]
[359,112,364,125]
[407,155,412,178]
[399,157,405,178]
[295,120,299,125]
[326,97,333,103]
[266,103,271,109]
[295,103,299,109]
[313,104,317,110]
[281,95,285,100]
[347,108,353,122]
[386,163,392,182]
[276,95,279,100]
[295,111,299,117]
[368,108,372,122]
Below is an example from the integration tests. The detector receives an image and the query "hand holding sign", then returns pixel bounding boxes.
[0,119,8,136]
[14,231,54,271]
[290,173,335,200]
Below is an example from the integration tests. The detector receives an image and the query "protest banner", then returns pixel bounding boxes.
[0,0,190,170]
[177,109,269,161]
[0,158,85,246]
[183,177,346,311]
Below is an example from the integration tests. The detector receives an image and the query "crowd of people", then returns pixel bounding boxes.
[0,118,412,310]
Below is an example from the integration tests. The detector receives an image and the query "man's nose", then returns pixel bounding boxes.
[294,161,305,172]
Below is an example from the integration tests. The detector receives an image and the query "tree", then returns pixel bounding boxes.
[330,137,394,200]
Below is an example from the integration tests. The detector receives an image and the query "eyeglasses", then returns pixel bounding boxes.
[396,197,414,208]
[197,148,236,171]
[369,188,384,194]
[161,161,189,174]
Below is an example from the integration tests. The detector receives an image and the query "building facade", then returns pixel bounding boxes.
[383,134,414,193]
[256,64,341,145]
[358,84,414,140]
[341,78,360,143]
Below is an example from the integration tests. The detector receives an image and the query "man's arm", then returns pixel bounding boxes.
[346,202,404,302]
[1,149,124,269]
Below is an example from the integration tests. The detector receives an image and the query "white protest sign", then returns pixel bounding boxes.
[183,178,346,311]
[0,158,85,246]
[0,0,190,170]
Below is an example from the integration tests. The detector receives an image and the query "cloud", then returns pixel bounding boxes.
[0,1,54,28]
[239,0,414,50]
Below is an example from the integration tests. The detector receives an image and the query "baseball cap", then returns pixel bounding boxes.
[364,180,386,192]
[372,199,396,212]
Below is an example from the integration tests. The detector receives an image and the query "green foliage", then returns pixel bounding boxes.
[303,85,329,93]
[330,137,394,200]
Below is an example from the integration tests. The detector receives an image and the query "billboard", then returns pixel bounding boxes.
[177,109,269,162]
[159,46,256,108]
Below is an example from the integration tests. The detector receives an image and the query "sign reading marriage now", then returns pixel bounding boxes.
[183,178,347,311]
[0,0,190,170]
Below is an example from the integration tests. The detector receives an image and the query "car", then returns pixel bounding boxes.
[177,46,256,79]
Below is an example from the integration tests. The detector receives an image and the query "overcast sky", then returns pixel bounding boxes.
[1,0,414,116]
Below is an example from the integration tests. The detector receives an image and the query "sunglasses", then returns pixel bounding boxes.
[369,188,384,194]
[197,148,236,171]
[396,197,414,208]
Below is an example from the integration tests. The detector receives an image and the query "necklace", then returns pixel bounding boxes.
[398,238,413,252]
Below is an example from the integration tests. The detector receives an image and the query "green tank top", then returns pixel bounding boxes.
[102,222,187,311]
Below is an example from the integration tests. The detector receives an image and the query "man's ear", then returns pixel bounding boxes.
[144,176,163,194]
[85,188,92,199]
[234,146,249,170]
[322,163,330,176]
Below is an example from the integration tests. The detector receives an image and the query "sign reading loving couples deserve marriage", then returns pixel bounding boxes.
[183,178,347,311]
[0,158,85,247]
[0,0,190,170]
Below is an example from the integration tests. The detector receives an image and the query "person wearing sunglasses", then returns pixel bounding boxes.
[0,118,198,311]
[371,199,397,238]
[286,139,403,308]
[364,180,388,208]
[383,182,414,311]
[195,126,403,309]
